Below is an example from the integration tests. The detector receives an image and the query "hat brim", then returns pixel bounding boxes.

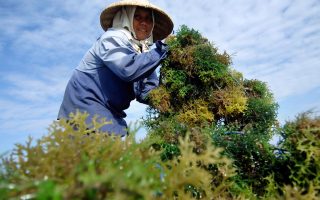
[100,0,173,41]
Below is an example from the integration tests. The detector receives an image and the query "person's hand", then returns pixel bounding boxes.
[155,40,169,53]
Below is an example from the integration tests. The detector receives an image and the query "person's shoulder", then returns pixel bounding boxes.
[101,28,130,41]
[98,28,135,49]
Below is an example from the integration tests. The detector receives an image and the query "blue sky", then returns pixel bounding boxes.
[0,0,319,153]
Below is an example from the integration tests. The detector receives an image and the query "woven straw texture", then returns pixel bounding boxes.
[100,0,173,41]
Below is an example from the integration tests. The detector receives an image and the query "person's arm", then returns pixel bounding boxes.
[98,35,168,82]
[134,70,159,104]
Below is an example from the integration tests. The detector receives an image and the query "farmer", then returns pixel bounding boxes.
[58,0,173,136]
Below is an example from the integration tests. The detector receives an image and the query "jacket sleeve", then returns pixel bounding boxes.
[97,35,167,82]
[134,70,159,104]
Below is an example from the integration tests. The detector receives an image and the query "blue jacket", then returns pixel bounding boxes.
[58,28,167,136]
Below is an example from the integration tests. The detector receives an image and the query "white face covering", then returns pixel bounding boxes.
[112,6,154,53]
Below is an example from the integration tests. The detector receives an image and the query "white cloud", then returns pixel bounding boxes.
[0,65,72,141]
[125,100,148,122]
[1,66,71,102]
[0,99,57,133]
[260,57,320,100]
[200,0,320,101]
[1,0,107,58]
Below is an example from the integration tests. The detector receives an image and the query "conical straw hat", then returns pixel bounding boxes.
[100,0,174,41]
